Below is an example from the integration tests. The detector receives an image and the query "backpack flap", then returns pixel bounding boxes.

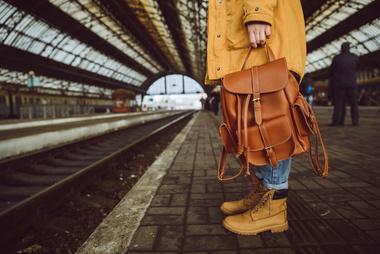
[222,58,289,95]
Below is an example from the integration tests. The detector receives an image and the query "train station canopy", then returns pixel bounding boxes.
[0,0,379,96]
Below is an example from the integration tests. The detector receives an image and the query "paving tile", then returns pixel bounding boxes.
[347,200,380,218]
[186,206,208,224]
[313,178,340,188]
[285,222,317,247]
[240,248,296,254]
[189,198,224,207]
[287,201,320,220]
[186,224,228,235]
[140,215,184,226]
[146,207,186,215]
[299,179,324,189]
[170,194,188,206]
[352,245,380,254]
[261,231,292,247]
[156,226,184,251]
[191,193,223,200]
[287,179,307,190]
[351,219,380,230]
[224,192,244,202]
[346,187,380,200]
[296,246,357,254]
[314,188,361,203]
[183,235,237,251]
[307,202,343,219]
[368,199,380,209]
[191,184,206,194]
[327,201,367,219]
[210,251,238,254]
[208,207,226,224]
[207,183,223,193]
[192,176,219,184]
[366,187,380,198]
[151,195,171,206]
[365,230,380,244]
[327,219,375,245]
[158,184,190,194]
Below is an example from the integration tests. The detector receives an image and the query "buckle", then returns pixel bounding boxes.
[252,98,261,102]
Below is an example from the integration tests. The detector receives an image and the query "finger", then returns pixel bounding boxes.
[265,26,271,39]
[259,30,266,45]
[249,31,258,48]
[255,31,262,46]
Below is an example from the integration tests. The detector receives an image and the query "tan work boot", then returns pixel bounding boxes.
[222,189,288,235]
[220,175,266,216]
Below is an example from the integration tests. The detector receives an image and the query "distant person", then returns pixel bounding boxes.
[200,96,206,111]
[327,79,346,125]
[300,73,314,106]
[210,87,220,115]
[205,96,211,111]
[328,42,359,126]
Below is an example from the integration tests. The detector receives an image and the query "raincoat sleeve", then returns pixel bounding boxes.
[243,0,278,26]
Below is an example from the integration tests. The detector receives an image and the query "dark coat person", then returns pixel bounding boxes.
[300,73,314,106]
[210,87,220,115]
[328,42,359,126]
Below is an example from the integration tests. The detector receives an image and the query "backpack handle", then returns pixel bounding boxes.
[241,45,276,70]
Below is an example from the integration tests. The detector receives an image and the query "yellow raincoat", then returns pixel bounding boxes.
[206,0,307,85]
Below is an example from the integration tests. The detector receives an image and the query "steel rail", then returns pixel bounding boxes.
[0,110,194,247]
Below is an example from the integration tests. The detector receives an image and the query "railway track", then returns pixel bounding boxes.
[0,110,194,252]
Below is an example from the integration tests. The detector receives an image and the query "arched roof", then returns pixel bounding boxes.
[0,0,379,96]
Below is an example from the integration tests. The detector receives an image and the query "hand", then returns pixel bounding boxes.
[246,21,271,48]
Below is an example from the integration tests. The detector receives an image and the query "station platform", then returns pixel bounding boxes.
[0,111,184,161]
[76,109,380,254]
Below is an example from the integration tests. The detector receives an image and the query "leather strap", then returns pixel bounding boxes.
[218,146,246,181]
[243,94,251,176]
[242,45,276,70]
[308,114,328,177]
[258,124,278,167]
[252,66,262,125]
[236,95,243,157]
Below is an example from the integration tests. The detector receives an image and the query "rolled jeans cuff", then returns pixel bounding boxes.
[254,158,291,190]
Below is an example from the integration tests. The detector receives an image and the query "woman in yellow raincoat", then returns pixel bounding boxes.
[206,0,307,235]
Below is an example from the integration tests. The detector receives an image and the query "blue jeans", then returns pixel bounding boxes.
[254,158,291,190]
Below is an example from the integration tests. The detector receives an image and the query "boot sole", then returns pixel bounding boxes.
[222,220,289,235]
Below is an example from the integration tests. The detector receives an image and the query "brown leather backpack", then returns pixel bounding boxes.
[218,46,328,181]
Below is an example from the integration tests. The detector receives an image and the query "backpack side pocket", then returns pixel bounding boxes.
[292,95,315,137]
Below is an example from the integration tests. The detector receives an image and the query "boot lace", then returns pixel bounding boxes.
[244,182,261,201]
[250,193,272,216]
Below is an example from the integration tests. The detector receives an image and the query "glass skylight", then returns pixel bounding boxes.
[306,18,380,73]
[0,1,147,87]
[49,0,162,74]
[306,0,375,42]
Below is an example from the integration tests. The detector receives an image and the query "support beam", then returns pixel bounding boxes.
[0,45,146,94]
[102,0,173,71]
[307,1,380,53]
[157,0,193,77]
[4,0,153,77]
